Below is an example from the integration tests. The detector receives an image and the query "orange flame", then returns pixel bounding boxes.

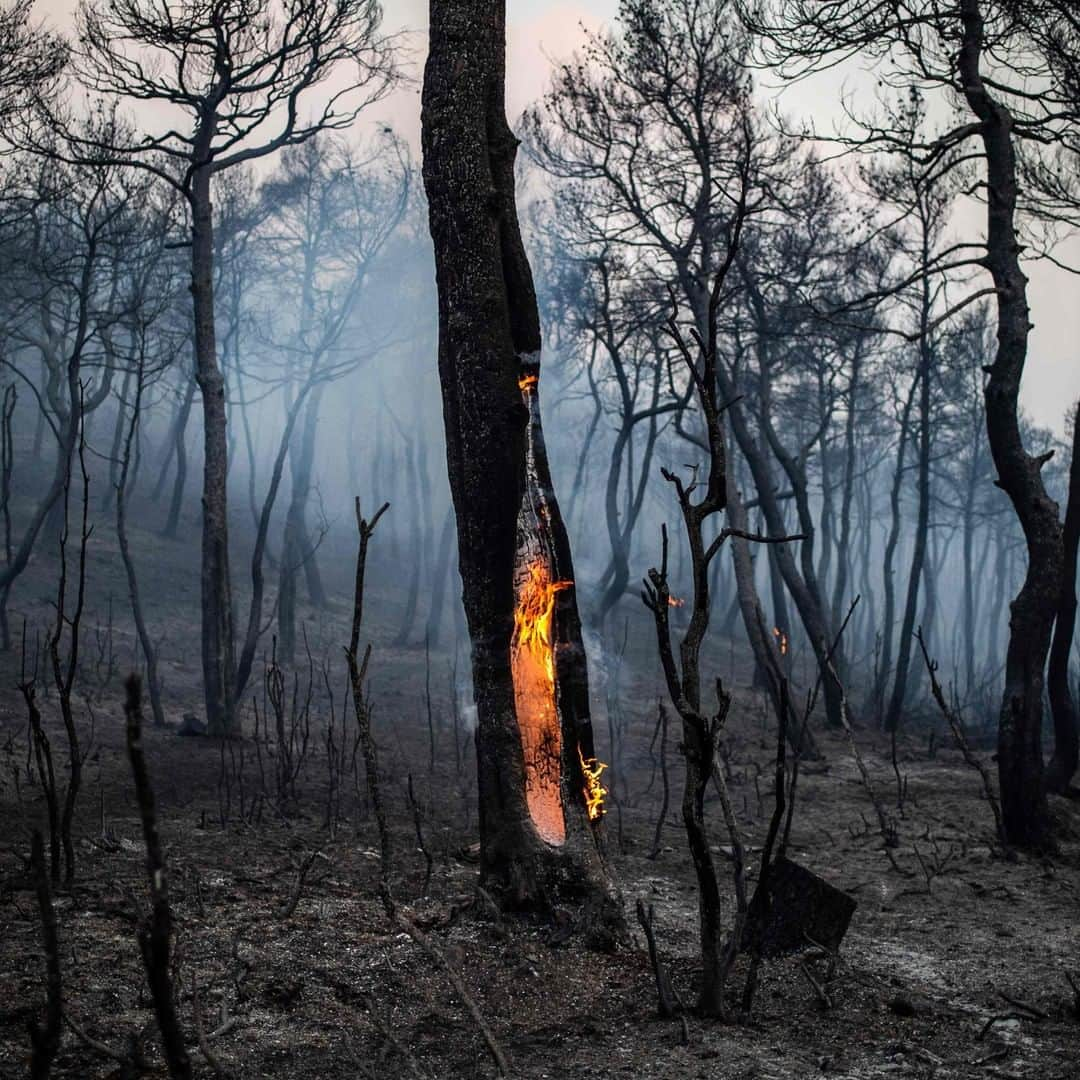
[667,595,685,608]
[518,373,538,392]
[773,627,789,656]
[514,560,571,683]
[579,747,608,821]
[512,558,571,844]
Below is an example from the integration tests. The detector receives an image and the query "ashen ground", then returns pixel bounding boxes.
[0,510,1077,1079]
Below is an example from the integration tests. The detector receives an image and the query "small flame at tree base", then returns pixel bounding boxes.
[579,748,608,821]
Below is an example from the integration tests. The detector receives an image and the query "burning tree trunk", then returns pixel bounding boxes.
[421,0,622,940]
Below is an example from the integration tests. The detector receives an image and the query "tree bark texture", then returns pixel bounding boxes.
[959,0,1062,847]
[1046,403,1080,794]
[191,169,237,738]
[422,0,622,940]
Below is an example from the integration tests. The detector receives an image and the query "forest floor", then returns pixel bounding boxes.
[0,510,1078,1079]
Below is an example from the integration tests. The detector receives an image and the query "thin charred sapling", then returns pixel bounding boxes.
[1047,401,1080,795]
[917,629,1008,849]
[407,773,434,896]
[826,628,898,850]
[648,701,671,861]
[346,499,391,886]
[780,600,860,855]
[635,898,683,1020]
[124,675,191,1079]
[741,677,788,1012]
[22,674,60,883]
[28,829,61,1079]
[641,282,803,1016]
[727,480,820,761]
[0,383,15,648]
[49,405,92,888]
[116,351,166,728]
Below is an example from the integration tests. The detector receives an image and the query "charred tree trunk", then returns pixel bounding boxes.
[876,376,918,723]
[190,167,237,738]
[279,382,326,665]
[830,345,861,630]
[425,504,456,650]
[0,342,89,649]
[235,380,316,701]
[393,431,423,647]
[767,540,791,650]
[0,420,72,648]
[421,0,622,939]
[962,466,979,697]
[856,468,878,659]
[1046,403,1080,794]
[960,0,1061,847]
[102,365,133,512]
[161,376,196,539]
[720,386,847,729]
[987,534,1009,689]
[728,478,819,760]
[886,279,933,732]
[117,365,166,729]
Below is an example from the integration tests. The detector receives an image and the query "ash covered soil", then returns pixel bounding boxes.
[0,517,1078,1080]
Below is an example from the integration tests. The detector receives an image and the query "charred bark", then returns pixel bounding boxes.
[160,376,196,538]
[728,479,819,760]
[116,362,165,729]
[875,375,918,722]
[959,0,1061,847]
[191,166,237,738]
[1046,403,1080,795]
[280,382,329,664]
[421,0,622,941]
[886,265,933,733]
[425,505,456,650]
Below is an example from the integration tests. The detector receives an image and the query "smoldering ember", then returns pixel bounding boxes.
[1,0,1079,1077]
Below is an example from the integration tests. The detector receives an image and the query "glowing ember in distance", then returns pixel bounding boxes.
[773,627,789,655]
[578,748,608,821]
[667,595,685,608]
[518,373,539,391]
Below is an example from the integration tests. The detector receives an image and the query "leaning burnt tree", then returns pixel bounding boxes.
[421,0,623,941]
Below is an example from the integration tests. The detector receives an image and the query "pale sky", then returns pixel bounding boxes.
[35,0,1080,437]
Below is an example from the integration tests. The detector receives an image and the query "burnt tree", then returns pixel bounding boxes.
[741,0,1080,848]
[421,0,622,940]
[1047,402,1080,794]
[58,0,396,736]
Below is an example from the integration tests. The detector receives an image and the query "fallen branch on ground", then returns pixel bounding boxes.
[393,911,510,1077]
